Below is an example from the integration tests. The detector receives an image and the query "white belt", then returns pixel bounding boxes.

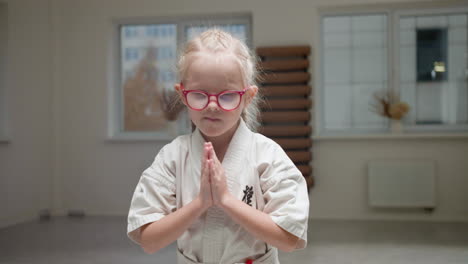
[176,247,279,264]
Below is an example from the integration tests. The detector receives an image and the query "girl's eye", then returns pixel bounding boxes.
[219,92,237,102]
[190,92,207,100]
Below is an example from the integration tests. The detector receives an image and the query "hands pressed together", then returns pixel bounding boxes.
[139,141,300,254]
[198,142,232,210]
[196,142,299,252]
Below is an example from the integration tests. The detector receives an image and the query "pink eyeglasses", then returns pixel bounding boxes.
[180,83,247,111]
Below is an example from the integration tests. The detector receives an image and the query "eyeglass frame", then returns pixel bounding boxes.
[180,83,248,111]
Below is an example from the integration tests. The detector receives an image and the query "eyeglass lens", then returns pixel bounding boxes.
[186,91,241,110]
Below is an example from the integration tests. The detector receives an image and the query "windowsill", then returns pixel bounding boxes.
[313,132,468,140]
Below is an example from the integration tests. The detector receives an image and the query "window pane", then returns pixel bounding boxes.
[417,28,448,82]
[322,14,388,132]
[120,24,179,132]
[399,14,468,126]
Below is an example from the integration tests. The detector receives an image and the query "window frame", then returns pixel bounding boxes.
[315,4,468,137]
[107,14,252,141]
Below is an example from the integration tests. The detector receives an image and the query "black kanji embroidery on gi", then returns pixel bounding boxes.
[242,185,253,206]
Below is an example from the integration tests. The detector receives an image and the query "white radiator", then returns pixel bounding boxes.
[368,160,436,208]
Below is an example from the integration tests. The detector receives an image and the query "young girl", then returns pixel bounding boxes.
[127,29,309,264]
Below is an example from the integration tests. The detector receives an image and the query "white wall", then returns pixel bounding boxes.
[0,3,7,140]
[0,0,53,228]
[1,0,467,228]
[313,139,468,221]
[53,0,468,221]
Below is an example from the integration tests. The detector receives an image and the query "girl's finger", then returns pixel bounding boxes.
[205,143,210,159]
[205,161,211,183]
[203,153,211,176]
[202,143,208,170]
[210,160,214,183]
[206,159,212,182]
[201,157,207,180]
[211,159,220,183]
[209,146,219,164]
[209,161,215,192]
[206,142,212,160]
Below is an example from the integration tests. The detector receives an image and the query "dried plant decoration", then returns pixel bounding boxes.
[370,89,410,120]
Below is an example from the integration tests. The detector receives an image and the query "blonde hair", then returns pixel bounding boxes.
[177,28,262,131]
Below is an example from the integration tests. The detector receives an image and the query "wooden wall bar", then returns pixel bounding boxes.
[261,85,311,97]
[272,138,312,149]
[261,99,312,110]
[259,59,309,71]
[256,46,311,57]
[261,72,310,84]
[259,126,311,137]
[256,45,314,189]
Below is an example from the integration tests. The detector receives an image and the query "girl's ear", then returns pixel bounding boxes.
[174,83,187,106]
[174,83,182,93]
[245,85,258,105]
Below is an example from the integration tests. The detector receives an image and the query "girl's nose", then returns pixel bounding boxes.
[206,95,219,109]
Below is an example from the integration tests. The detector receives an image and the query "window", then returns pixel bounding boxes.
[0,3,8,142]
[398,13,468,128]
[109,15,252,140]
[318,6,468,135]
[321,14,388,133]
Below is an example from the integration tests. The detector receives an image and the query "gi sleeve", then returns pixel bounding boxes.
[127,145,177,244]
[259,143,309,250]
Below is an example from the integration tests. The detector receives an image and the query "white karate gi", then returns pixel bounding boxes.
[127,119,309,264]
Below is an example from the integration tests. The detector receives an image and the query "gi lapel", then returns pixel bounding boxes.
[221,119,253,193]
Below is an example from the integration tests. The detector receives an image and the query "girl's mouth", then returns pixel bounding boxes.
[204,117,220,122]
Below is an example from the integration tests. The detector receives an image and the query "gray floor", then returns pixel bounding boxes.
[0,216,467,264]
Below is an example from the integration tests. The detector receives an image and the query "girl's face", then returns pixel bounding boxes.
[176,52,256,141]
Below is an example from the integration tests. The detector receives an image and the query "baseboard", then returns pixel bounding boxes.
[83,210,127,216]
[308,215,468,223]
[0,212,37,229]
[51,208,67,216]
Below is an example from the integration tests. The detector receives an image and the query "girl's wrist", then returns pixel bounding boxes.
[194,195,211,212]
[219,193,236,210]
